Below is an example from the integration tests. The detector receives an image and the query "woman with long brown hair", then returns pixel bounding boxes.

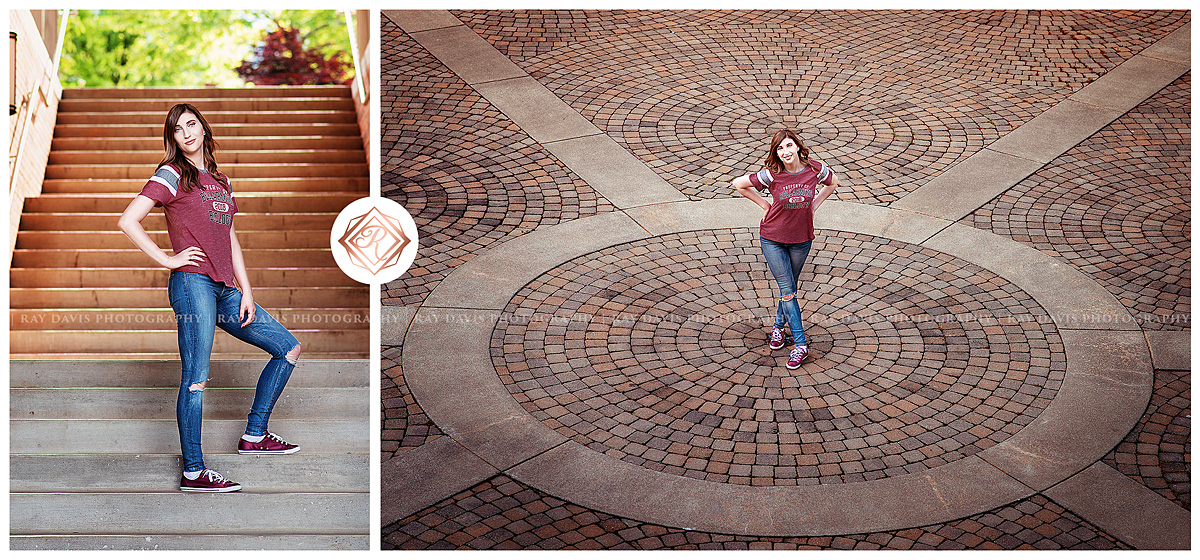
[118,103,302,492]
[732,129,839,369]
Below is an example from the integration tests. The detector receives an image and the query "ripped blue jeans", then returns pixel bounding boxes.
[168,271,300,472]
[760,237,813,348]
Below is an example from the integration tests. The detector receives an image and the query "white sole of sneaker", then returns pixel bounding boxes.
[237,447,300,455]
[180,486,242,492]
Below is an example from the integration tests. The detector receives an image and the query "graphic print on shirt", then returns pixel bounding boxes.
[778,183,814,209]
[201,185,234,226]
[752,164,829,210]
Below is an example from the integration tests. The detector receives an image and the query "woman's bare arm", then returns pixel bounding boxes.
[117,195,205,269]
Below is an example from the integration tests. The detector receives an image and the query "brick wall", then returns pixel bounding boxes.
[8,9,62,262]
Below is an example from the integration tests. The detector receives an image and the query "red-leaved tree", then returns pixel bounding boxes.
[236,24,351,85]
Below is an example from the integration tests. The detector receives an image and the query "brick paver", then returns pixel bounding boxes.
[493,228,1065,486]
[381,358,444,462]
[382,473,1130,550]
[965,73,1190,331]
[379,12,615,459]
[1103,368,1191,510]
[456,10,1188,204]
[380,14,614,307]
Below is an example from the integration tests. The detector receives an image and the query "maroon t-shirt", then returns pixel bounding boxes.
[139,164,240,287]
[747,161,835,244]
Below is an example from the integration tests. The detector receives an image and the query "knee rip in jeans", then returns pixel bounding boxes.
[780,291,800,302]
[188,380,207,392]
[286,343,302,365]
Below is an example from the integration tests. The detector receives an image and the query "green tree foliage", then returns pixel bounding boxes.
[60,10,255,87]
[59,10,355,88]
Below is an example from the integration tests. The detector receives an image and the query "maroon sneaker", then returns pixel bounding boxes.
[786,346,808,370]
[238,432,300,455]
[769,327,786,350]
[180,469,241,493]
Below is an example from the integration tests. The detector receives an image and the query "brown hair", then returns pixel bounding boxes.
[159,103,229,192]
[764,129,812,174]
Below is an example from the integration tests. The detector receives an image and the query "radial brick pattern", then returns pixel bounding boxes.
[382,474,1130,550]
[380,15,613,306]
[456,10,1188,204]
[492,228,1065,486]
[381,353,444,462]
[1104,369,1191,510]
[966,74,1190,331]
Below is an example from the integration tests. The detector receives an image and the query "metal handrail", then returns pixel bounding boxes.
[52,8,69,76]
[345,10,367,104]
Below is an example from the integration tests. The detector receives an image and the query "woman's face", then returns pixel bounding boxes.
[776,137,800,166]
[173,112,205,160]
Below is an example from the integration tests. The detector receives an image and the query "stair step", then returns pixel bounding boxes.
[52,135,364,151]
[60,98,356,113]
[10,352,369,360]
[19,212,340,230]
[9,286,367,308]
[41,177,369,194]
[49,150,366,165]
[46,163,369,180]
[40,180,367,196]
[9,308,368,330]
[15,230,335,250]
[10,419,368,454]
[53,122,362,138]
[12,248,336,268]
[56,110,357,125]
[11,387,369,420]
[10,268,356,289]
[23,193,362,212]
[7,329,368,354]
[61,85,353,99]
[10,534,368,550]
[9,492,369,535]
[11,453,369,493]
[9,360,369,389]
[9,268,356,289]
[16,229,336,250]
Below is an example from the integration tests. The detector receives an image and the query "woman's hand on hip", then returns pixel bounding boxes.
[239,292,257,327]
[164,246,205,270]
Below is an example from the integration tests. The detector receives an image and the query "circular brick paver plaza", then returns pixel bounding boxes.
[403,199,1152,537]
[384,9,1189,550]
[494,229,1065,487]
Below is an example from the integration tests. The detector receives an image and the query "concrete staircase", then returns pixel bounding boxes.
[9,359,371,549]
[9,85,369,359]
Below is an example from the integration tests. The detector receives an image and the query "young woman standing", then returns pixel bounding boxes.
[118,103,302,492]
[732,129,838,370]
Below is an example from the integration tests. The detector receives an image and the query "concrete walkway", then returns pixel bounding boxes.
[381,10,1189,550]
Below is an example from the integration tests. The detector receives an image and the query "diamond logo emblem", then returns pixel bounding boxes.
[330,197,419,285]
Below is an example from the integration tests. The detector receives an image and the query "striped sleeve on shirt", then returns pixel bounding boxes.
[815,163,833,186]
[148,165,180,197]
[748,169,774,190]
